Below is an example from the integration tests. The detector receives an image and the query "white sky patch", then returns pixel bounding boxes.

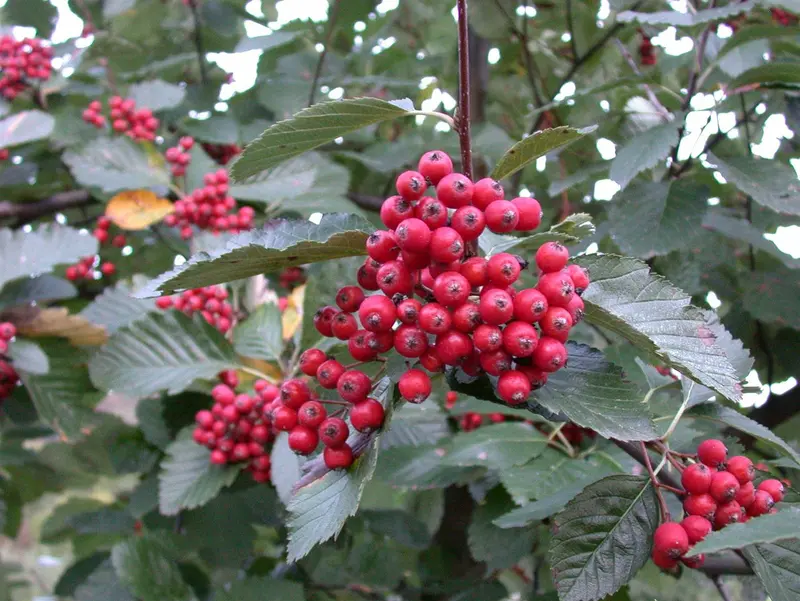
[309,212,323,224]
[772,377,797,395]
[584,242,599,255]
[705,291,721,309]
[652,27,694,56]
[742,369,769,408]
[593,179,620,201]
[488,48,501,64]
[596,138,616,160]
[752,114,795,159]
[554,81,576,102]
[766,226,800,258]
[536,156,546,172]
[518,188,532,197]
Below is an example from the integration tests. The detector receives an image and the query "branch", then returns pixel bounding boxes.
[565,0,578,62]
[456,0,473,181]
[712,576,734,601]
[0,190,93,224]
[308,0,341,107]
[614,440,681,490]
[187,0,209,84]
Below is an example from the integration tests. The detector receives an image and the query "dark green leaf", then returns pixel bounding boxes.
[128,80,186,111]
[234,31,297,53]
[215,576,305,601]
[0,110,55,148]
[549,475,659,601]
[381,397,449,448]
[609,119,681,189]
[88,311,238,398]
[708,153,800,216]
[490,126,597,181]
[111,535,195,601]
[0,478,21,537]
[80,282,157,334]
[468,488,535,572]
[375,444,484,488]
[728,62,800,90]
[688,508,800,556]
[479,213,595,257]
[137,214,371,297]
[703,212,800,269]
[0,275,77,311]
[742,264,800,330]
[74,559,135,601]
[441,422,548,471]
[7,339,49,375]
[743,538,800,601]
[495,482,609,529]
[233,302,283,361]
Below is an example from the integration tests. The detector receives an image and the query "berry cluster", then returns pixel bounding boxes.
[311,149,587,411]
[772,8,797,26]
[155,286,234,333]
[192,372,275,482]
[278,266,306,290]
[165,136,195,177]
[652,439,786,571]
[639,33,657,66]
[83,96,159,142]
[0,36,53,100]
[0,149,9,161]
[202,142,242,165]
[65,217,125,280]
[163,169,254,239]
[0,322,18,402]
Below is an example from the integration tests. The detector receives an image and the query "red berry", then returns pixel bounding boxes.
[300,349,327,377]
[195,409,214,429]
[234,393,254,413]
[479,288,514,325]
[357,261,379,291]
[111,234,126,248]
[273,405,298,431]
[735,481,756,508]
[317,359,345,389]
[280,378,311,409]
[714,500,743,529]
[231,443,251,462]
[288,425,319,455]
[433,271,470,308]
[566,264,590,295]
[452,301,481,333]
[395,217,431,253]
[682,463,713,495]
[419,347,444,372]
[698,439,728,468]
[358,295,397,333]
[681,515,712,545]
[461,257,488,287]
[502,321,539,357]
[324,444,354,469]
[749,490,776,516]
[298,400,327,428]
[484,200,519,233]
[487,253,522,287]
[726,456,755,484]
[682,554,705,569]
[394,324,429,358]
[429,227,465,263]
[336,286,365,312]
[396,170,427,201]
[0,322,16,340]
[331,311,359,340]
[472,178,504,211]
[416,197,448,229]
[540,307,573,342]
[350,398,385,431]
[398,369,432,404]
[210,450,228,465]
[380,195,414,229]
[653,522,689,559]
[532,337,568,372]
[348,330,379,362]
[436,173,474,208]
[337,369,372,403]
[652,550,678,570]
[435,330,474,365]
[512,197,542,231]
[513,288,548,323]
[366,230,400,263]
[451,206,486,241]
[684,493,717,520]
[319,417,349,448]
[313,305,338,337]
[710,471,741,503]
[479,349,512,376]
[497,370,531,405]
[418,150,453,184]
[397,298,422,324]
[212,384,235,405]
[565,295,585,324]
[757,479,785,502]
[418,303,453,335]
[377,260,413,296]
[535,242,570,273]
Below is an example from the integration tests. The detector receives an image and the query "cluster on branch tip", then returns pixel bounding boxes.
[0,322,18,401]
[652,439,788,571]
[639,31,657,66]
[202,142,242,166]
[163,169,254,239]
[65,217,125,281]
[82,96,160,142]
[0,36,53,100]
[156,286,235,334]
[165,136,195,177]
[192,371,275,481]
[771,7,798,25]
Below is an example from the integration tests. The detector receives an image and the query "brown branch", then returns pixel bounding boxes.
[456,0,473,181]
[187,0,209,84]
[308,0,341,107]
[0,190,93,225]
[565,0,578,61]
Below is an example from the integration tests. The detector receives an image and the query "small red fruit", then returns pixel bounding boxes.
[316,359,345,389]
[532,337,567,372]
[429,227,465,263]
[336,285,365,312]
[484,200,520,233]
[433,271,470,307]
[300,349,327,377]
[358,295,397,332]
[319,417,349,448]
[331,311,359,340]
[710,470,741,503]
[652,550,678,570]
[681,515,712,544]
[395,217,431,253]
[535,242,570,273]
[461,257,488,287]
[451,205,486,241]
[337,370,372,403]
[473,324,503,352]
[479,288,514,325]
[487,253,522,287]
[502,321,539,357]
[396,170,427,201]
[479,349,512,376]
[653,522,689,559]
[513,288,548,323]
[472,178,504,211]
[288,425,319,455]
[682,554,705,569]
[313,305,338,337]
[418,150,453,184]
[398,369,432,404]
[684,493,717,520]
[735,481,756,509]
[726,456,755,484]
[681,463,713,495]
[273,405,299,431]
[714,500,743,529]
[537,272,575,307]
[394,324,429,358]
[280,378,311,409]
[540,307,573,342]
[436,173,474,208]
[366,230,400,262]
[698,439,728,468]
[497,370,531,405]
[749,490,776,516]
[757,479,785,503]
[397,298,422,324]
[565,264,590,295]
[350,398,385,431]
[380,195,413,229]
[324,444,354,469]
[435,330,474,365]
[415,196,448,229]
[512,197,542,231]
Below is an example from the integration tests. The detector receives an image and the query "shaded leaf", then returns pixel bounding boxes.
[728,62,800,91]
[128,80,186,112]
[742,264,800,330]
[80,282,156,334]
[491,126,597,181]
[215,576,305,601]
[708,153,800,216]
[468,488,535,572]
[703,212,800,269]
[234,30,297,53]
[105,190,174,230]
[479,213,595,257]
[233,302,283,361]
[688,508,800,556]
[618,3,755,26]
[0,110,55,148]
[609,119,681,189]
[74,559,135,601]
[441,422,548,471]
[111,535,195,601]
[381,398,449,448]
[0,275,77,311]
[743,538,800,601]
[6,339,48,374]
[375,444,484,488]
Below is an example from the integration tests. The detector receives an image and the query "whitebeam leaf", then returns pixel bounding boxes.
[111,535,195,601]
[88,312,239,398]
[687,508,800,556]
[707,153,800,216]
[743,539,800,601]
[609,119,681,189]
[549,475,659,601]
[576,254,742,402]
[137,213,371,297]
[80,282,156,334]
[128,80,186,112]
[230,97,413,181]
[490,126,596,181]
[0,110,55,148]
[233,302,283,361]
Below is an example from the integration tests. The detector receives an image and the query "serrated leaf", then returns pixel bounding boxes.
[728,62,800,91]
[105,190,174,230]
[233,302,283,361]
[270,432,304,506]
[0,226,97,291]
[63,137,170,193]
[478,213,595,257]
[381,399,449,448]
[687,508,800,556]
[158,430,241,515]
[495,482,608,529]
[0,275,76,311]
[216,577,305,601]
[88,311,238,398]
[112,534,195,601]
[618,3,755,26]
[549,475,659,601]
[375,444,485,488]
[703,212,800,269]
[708,153,800,216]
[532,343,656,441]
[576,254,741,401]
[128,80,186,112]
[80,282,156,334]
[230,97,412,181]
[741,264,800,330]
[442,422,548,470]
[743,538,800,601]
[6,339,48,374]
[468,489,535,572]
[74,559,135,601]
[609,120,681,189]
[490,126,596,181]
[137,214,371,297]
[0,110,55,148]
[17,308,108,346]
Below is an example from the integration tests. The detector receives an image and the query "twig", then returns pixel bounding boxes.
[456,0,473,181]
[188,0,209,84]
[712,576,734,601]
[308,0,340,107]
[641,442,670,521]
[613,38,670,121]
[0,190,93,225]
[565,0,578,61]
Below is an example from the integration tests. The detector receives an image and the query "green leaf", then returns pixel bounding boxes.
[233,302,283,361]
[684,404,800,466]
[490,126,597,181]
[478,213,595,257]
[111,534,195,601]
[137,214,371,297]
[549,163,608,197]
[0,274,77,311]
[128,80,186,112]
[687,508,800,556]
[270,432,304,505]
[215,576,305,601]
[609,120,681,189]
[728,62,800,90]
[158,430,241,516]
[374,444,485,488]
[441,422,548,471]
[742,264,800,330]
[576,254,741,402]
[230,97,413,181]
[0,226,97,291]
[381,398,449,448]
[468,489,535,572]
[703,212,800,269]
[618,3,755,26]
[0,478,21,537]
[74,559,135,601]
[708,153,800,216]
[181,116,240,146]
[608,181,708,258]
[80,282,157,334]
[549,475,660,601]
[743,538,800,601]
[63,137,170,193]
[7,339,48,375]
[532,343,656,441]
[0,110,55,148]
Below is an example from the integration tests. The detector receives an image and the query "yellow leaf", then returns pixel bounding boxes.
[238,357,282,384]
[283,285,305,340]
[106,189,173,230]
[17,308,108,346]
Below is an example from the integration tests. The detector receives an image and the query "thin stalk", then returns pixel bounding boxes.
[308,0,341,107]
[409,110,456,128]
[641,442,670,521]
[239,365,278,383]
[187,0,209,84]
[456,0,473,180]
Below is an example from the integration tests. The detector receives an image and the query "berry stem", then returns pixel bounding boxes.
[455,0,473,181]
[656,483,685,496]
[640,441,670,521]
[409,110,456,128]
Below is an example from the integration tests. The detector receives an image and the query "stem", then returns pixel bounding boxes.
[712,576,734,601]
[613,38,670,121]
[641,442,670,521]
[456,0,473,180]
[308,0,340,107]
[188,0,209,85]
[657,484,686,496]
[565,0,578,61]
[409,110,456,128]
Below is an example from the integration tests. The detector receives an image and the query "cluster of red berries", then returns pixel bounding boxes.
[0,322,18,401]
[0,36,53,100]
[444,390,506,431]
[165,136,194,177]
[310,149,587,409]
[639,33,657,66]
[192,371,274,482]
[0,149,9,161]
[202,142,242,165]
[82,96,159,142]
[65,217,125,281]
[155,286,234,334]
[278,267,306,290]
[652,439,786,571]
[771,8,797,26]
[163,169,254,239]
